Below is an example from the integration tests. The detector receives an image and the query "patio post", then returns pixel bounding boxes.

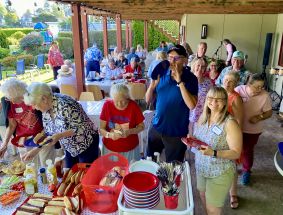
[116,14,122,52]
[125,21,129,50]
[81,7,89,52]
[71,3,85,95]
[129,21,132,48]
[144,20,148,50]
[103,16,108,57]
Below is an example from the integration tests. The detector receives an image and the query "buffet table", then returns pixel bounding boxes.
[79,100,105,126]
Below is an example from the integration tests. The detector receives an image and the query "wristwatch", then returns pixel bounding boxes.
[177,80,183,86]
[213,150,217,158]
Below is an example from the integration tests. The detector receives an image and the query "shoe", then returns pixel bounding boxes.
[241,172,250,185]
[230,195,239,209]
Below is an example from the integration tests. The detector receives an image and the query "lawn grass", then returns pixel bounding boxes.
[0,68,54,97]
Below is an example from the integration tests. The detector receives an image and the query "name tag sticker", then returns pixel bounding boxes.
[15,107,23,113]
[212,125,222,135]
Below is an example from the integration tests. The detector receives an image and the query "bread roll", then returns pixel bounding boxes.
[44,206,64,214]
[64,182,73,196]
[47,200,65,207]
[63,196,73,210]
[57,182,67,196]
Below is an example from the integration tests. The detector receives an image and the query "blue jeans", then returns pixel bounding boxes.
[65,133,99,168]
[147,126,186,162]
[86,60,100,77]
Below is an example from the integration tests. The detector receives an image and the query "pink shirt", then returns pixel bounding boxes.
[235,85,272,134]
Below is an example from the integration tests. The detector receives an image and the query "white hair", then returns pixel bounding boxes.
[0,78,27,99]
[24,82,52,106]
[110,83,131,99]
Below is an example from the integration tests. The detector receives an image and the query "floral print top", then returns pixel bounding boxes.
[42,94,98,157]
[193,116,236,178]
[47,49,64,67]
[189,78,213,123]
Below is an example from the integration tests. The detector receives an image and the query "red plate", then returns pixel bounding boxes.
[123,171,159,192]
[181,137,208,148]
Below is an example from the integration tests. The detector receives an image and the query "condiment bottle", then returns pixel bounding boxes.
[54,157,63,178]
[46,159,58,191]
[39,167,47,184]
[24,174,35,195]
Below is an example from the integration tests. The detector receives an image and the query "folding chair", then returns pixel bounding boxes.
[86,85,104,101]
[60,84,78,100]
[79,92,95,101]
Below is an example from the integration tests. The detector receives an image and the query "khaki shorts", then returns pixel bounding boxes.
[197,168,234,207]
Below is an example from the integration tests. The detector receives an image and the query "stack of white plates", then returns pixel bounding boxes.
[123,171,160,209]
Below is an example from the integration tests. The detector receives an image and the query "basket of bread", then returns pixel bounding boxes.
[55,163,89,197]
[81,153,129,213]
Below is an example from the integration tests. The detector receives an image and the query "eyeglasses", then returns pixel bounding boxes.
[251,85,264,91]
[207,97,226,103]
[168,55,183,62]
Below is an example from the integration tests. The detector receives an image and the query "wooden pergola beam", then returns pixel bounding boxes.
[71,3,85,96]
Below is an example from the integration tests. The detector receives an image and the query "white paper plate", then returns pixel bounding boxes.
[129,160,160,175]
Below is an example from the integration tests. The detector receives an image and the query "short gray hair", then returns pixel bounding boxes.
[0,78,27,99]
[110,83,131,99]
[24,82,52,106]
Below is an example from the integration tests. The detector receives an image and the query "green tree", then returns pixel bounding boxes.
[4,12,19,26]
[32,13,57,23]
[0,3,7,17]
[51,4,65,20]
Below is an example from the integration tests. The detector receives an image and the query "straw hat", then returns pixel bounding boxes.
[58,65,73,76]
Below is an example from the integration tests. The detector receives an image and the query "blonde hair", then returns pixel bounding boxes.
[224,70,240,83]
[198,87,228,125]
[191,58,207,73]
[156,51,167,60]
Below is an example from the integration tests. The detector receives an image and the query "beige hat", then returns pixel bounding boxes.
[58,65,73,76]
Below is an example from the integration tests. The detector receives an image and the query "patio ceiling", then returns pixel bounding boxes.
[52,0,283,20]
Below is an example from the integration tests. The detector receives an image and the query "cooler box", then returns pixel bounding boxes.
[81,153,129,213]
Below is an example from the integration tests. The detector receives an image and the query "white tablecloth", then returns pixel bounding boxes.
[79,100,105,126]
[86,79,125,94]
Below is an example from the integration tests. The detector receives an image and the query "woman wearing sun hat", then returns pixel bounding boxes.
[56,65,76,90]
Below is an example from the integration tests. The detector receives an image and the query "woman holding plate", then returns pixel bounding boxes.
[191,86,242,215]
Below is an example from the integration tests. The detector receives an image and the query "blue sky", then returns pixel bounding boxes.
[1,0,46,17]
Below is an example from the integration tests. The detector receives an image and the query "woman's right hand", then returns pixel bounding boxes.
[110,132,122,141]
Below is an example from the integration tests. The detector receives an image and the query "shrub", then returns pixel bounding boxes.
[11,31,26,40]
[0,28,33,37]
[16,54,34,66]
[0,31,9,48]
[0,48,9,59]
[131,21,172,51]
[7,37,19,45]
[57,37,73,59]
[58,32,73,38]
[0,55,17,68]
[19,32,43,54]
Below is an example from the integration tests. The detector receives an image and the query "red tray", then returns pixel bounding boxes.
[181,137,208,149]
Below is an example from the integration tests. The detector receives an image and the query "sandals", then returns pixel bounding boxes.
[230,195,239,209]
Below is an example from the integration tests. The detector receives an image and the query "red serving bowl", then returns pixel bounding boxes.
[123,171,159,193]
